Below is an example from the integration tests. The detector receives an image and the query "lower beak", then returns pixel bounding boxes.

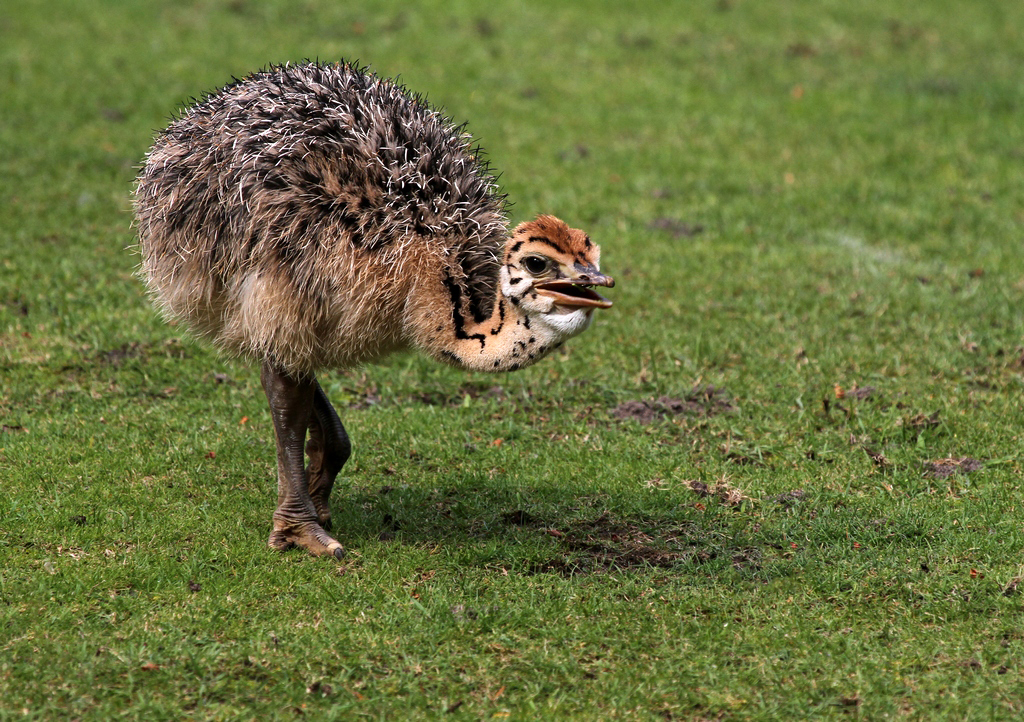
[534,275,615,309]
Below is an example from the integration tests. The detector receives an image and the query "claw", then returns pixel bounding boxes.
[269,518,345,558]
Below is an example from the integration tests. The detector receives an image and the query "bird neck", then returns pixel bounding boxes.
[407,265,581,373]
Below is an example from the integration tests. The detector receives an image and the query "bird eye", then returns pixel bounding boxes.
[522,256,550,275]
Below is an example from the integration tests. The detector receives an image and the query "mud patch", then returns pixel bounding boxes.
[529,540,687,577]
[923,457,983,479]
[527,513,702,576]
[611,385,736,423]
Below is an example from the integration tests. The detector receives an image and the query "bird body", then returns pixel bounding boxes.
[137,62,512,375]
[134,62,613,558]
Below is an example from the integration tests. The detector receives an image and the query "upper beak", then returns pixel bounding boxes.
[579,269,615,289]
[534,266,615,309]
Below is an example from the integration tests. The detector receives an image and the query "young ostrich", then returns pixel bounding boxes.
[134,62,614,559]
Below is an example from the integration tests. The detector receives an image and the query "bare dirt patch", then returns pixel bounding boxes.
[611,385,736,423]
[526,513,707,576]
[923,457,983,479]
[529,538,687,577]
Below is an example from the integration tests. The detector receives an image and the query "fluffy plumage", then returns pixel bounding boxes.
[136,61,507,374]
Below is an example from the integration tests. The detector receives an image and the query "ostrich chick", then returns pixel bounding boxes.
[134,62,614,559]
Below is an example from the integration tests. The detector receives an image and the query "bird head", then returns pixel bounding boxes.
[499,215,614,339]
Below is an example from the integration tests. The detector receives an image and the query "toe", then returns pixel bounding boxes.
[268,528,297,551]
[271,517,345,559]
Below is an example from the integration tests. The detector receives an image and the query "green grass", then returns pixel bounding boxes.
[3,0,1024,718]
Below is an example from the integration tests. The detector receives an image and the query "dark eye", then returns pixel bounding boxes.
[522,256,549,275]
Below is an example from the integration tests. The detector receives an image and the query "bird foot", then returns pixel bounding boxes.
[268,517,345,560]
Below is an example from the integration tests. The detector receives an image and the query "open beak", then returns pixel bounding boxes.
[534,271,615,309]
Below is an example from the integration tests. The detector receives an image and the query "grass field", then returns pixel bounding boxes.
[3,0,1024,718]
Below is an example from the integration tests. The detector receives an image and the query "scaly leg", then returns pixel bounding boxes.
[305,381,351,530]
[261,362,345,559]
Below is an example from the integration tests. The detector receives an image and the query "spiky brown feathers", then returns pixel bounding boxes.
[136,61,506,372]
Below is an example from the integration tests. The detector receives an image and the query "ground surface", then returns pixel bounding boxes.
[2,0,1024,719]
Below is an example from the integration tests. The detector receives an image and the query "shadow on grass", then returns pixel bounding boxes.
[322,480,779,582]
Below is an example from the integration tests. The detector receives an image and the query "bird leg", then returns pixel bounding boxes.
[261,362,345,559]
[304,381,351,531]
